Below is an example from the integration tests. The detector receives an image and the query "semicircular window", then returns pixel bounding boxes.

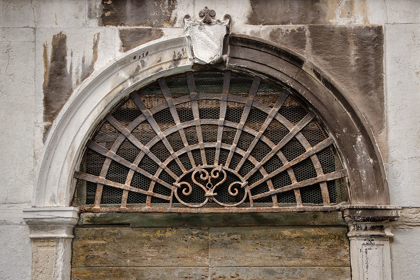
[73,71,348,210]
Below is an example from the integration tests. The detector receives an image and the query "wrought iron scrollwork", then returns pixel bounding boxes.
[174,165,248,208]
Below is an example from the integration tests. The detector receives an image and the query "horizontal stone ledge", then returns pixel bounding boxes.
[23,207,79,238]
[78,211,347,228]
[343,205,401,222]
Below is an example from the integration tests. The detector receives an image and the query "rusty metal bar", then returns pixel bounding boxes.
[80,204,347,214]
[186,73,207,165]
[244,112,315,181]
[248,137,334,189]
[215,71,231,165]
[251,169,347,200]
[131,92,187,173]
[225,76,260,167]
[106,115,178,180]
[295,133,331,205]
[75,171,172,201]
[235,91,289,172]
[159,77,196,169]
[87,141,174,190]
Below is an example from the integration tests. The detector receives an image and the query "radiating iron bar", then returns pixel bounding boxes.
[225,76,261,167]
[244,112,315,181]
[92,122,129,208]
[275,150,302,206]
[108,111,149,208]
[288,169,303,207]
[156,77,197,208]
[130,92,187,173]
[251,169,347,200]
[215,71,231,165]
[235,91,289,172]
[295,133,331,205]
[87,140,174,190]
[75,171,171,201]
[106,115,179,180]
[248,137,334,189]
[159,78,196,168]
[186,72,207,165]
[121,191,129,208]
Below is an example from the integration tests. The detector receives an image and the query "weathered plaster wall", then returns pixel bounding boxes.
[0,0,419,279]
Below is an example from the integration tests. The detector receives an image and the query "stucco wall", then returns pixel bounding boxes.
[0,0,419,279]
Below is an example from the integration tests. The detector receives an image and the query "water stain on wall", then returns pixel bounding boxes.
[43,32,100,141]
[119,29,163,52]
[81,33,100,81]
[43,32,72,140]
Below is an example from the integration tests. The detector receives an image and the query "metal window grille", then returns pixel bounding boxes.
[73,71,348,211]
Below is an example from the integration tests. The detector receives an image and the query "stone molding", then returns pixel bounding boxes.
[23,207,79,238]
[34,36,192,207]
[344,206,400,237]
[343,206,400,280]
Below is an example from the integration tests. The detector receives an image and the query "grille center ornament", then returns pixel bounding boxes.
[184,7,231,64]
[174,165,248,208]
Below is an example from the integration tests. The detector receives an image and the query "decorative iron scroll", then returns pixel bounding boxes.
[174,165,248,208]
[73,71,348,211]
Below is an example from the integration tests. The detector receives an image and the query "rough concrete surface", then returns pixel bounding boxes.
[391,228,420,280]
[0,29,35,204]
[0,225,32,280]
[386,24,420,207]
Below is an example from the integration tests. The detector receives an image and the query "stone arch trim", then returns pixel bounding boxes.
[34,34,389,208]
[226,35,389,205]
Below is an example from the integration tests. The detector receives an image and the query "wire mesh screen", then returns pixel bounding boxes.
[73,71,348,210]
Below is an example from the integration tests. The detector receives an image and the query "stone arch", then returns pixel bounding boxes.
[33,35,389,209]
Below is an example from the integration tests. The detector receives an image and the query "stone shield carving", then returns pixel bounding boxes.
[184,7,230,64]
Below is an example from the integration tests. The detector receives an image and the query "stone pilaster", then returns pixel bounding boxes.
[23,207,78,280]
[344,207,400,280]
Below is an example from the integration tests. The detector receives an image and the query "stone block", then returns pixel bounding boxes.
[386,24,420,206]
[32,0,87,28]
[0,1,35,27]
[385,0,420,24]
[0,225,32,280]
[391,228,420,280]
[0,32,35,204]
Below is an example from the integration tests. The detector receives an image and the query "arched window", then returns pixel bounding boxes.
[73,70,348,211]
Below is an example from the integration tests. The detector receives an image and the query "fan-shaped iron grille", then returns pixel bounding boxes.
[74,71,348,210]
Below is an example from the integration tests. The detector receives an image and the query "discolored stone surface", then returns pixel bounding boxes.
[209,227,350,267]
[307,25,385,136]
[72,267,209,280]
[72,226,350,279]
[72,227,209,267]
[42,32,73,137]
[119,28,164,52]
[248,0,328,25]
[210,267,351,280]
[99,0,177,27]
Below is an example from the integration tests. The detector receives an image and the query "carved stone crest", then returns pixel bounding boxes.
[184,7,231,64]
